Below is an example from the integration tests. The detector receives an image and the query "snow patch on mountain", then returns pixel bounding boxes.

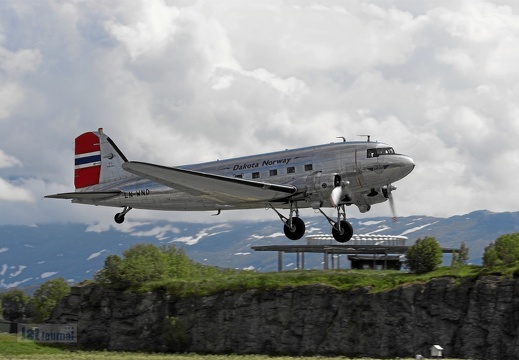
[87,250,108,261]
[41,272,58,279]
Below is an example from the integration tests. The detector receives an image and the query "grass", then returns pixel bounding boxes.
[135,264,494,298]
[0,334,464,359]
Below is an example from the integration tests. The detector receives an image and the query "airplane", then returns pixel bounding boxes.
[46,128,415,243]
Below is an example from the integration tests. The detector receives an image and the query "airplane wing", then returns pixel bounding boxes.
[122,161,298,203]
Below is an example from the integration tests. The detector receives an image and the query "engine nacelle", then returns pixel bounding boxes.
[357,204,371,213]
[305,172,352,207]
[364,187,390,206]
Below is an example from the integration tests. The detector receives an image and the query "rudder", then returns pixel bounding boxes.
[74,128,131,190]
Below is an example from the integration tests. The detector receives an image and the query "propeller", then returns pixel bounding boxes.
[331,185,343,207]
[386,184,397,222]
[331,177,350,207]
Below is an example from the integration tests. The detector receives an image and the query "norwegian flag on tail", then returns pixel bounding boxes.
[74,132,101,189]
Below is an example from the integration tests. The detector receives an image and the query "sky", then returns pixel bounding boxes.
[1,0,519,228]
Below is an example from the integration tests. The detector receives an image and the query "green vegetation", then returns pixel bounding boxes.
[87,238,519,298]
[0,333,463,359]
[451,241,469,266]
[1,278,70,322]
[482,233,519,267]
[1,288,29,320]
[30,277,71,323]
[128,264,488,297]
[0,333,68,356]
[94,244,235,290]
[405,236,443,274]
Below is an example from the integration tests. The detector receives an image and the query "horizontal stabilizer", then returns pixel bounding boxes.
[45,191,121,200]
[122,161,297,202]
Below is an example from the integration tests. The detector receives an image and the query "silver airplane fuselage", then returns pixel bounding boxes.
[47,130,414,242]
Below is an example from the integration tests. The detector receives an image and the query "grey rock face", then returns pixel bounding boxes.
[48,276,519,359]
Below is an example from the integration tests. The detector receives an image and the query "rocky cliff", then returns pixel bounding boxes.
[48,275,519,359]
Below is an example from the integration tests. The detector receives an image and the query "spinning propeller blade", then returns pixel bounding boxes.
[331,185,343,207]
[387,184,397,222]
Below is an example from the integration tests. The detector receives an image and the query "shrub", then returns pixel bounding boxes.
[405,236,443,274]
[483,233,519,267]
[95,243,231,289]
[30,277,71,322]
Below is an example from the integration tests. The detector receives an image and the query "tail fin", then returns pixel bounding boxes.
[74,128,132,190]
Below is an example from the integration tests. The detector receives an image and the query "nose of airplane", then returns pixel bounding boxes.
[400,155,415,177]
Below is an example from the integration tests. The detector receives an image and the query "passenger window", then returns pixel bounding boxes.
[287,166,295,174]
[304,164,313,171]
[269,169,278,176]
[252,172,260,179]
[234,174,243,178]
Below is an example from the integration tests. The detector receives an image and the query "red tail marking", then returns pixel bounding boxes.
[75,132,101,189]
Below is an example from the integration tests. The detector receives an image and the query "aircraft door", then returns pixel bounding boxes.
[354,148,367,188]
[305,171,323,208]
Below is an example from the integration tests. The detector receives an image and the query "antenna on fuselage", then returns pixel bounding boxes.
[358,134,371,142]
[336,137,346,142]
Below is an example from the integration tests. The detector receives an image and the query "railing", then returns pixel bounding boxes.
[306,234,407,246]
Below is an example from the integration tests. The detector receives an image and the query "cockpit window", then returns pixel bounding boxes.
[367,147,395,158]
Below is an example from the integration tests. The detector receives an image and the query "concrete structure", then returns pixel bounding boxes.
[252,233,458,271]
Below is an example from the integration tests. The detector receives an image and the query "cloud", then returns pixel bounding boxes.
[0,149,21,168]
[0,0,518,226]
[0,47,41,74]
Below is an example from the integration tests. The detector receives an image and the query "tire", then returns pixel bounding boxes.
[114,213,125,224]
[332,220,353,243]
[283,217,306,240]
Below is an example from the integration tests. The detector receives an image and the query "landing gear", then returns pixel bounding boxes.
[284,217,306,240]
[269,202,306,241]
[114,206,132,224]
[269,202,353,243]
[319,204,354,243]
[332,220,353,243]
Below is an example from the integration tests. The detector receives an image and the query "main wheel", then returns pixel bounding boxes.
[332,220,353,243]
[283,217,306,240]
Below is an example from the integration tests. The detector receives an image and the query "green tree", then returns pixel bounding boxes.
[94,243,213,289]
[405,236,443,274]
[482,233,519,267]
[452,241,470,266]
[483,242,499,267]
[30,277,71,322]
[0,289,28,321]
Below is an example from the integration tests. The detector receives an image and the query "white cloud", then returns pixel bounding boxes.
[0,149,21,168]
[0,47,41,74]
[104,0,181,60]
[0,83,25,120]
[0,178,33,202]
[0,0,518,226]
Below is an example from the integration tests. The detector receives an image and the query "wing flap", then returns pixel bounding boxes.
[45,191,121,200]
[122,161,297,202]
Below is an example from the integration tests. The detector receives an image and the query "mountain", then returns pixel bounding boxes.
[1,210,519,289]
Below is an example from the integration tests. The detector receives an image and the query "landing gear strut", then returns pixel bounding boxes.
[269,202,306,240]
[319,205,353,243]
[114,206,132,224]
